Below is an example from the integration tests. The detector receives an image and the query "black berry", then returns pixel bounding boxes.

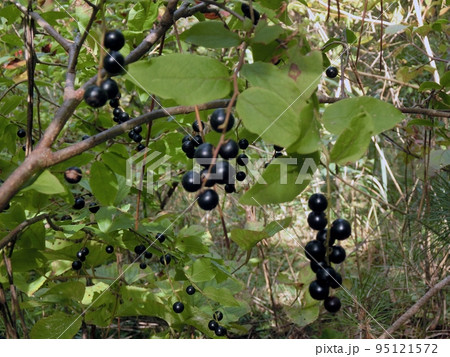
[308,193,328,212]
[100,78,119,100]
[213,311,223,321]
[182,140,195,155]
[80,247,89,256]
[328,271,342,289]
[186,285,196,295]
[134,245,146,255]
[210,108,234,133]
[316,229,336,246]
[73,197,85,210]
[182,171,202,192]
[160,254,171,265]
[192,135,203,147]
[105,245,114,254]
[194,143,214,167]
[238,138,249,150]
[144,251,152,259]
[173,302,184,313]
[134,126,142,134]
[316,266,337,284]
[326,66,338,78]
[109,98,120,108]
[104,29,125,51]
[241,3,260,24]
[273,145,284,152]
[72,260,82,271]
[310,260,328,273]
[139,262,147,269]
[76,251,86,261]
[219,140,239,159]
[236,153,248,166]
[118,112,129,123]
[113,108,122,117]
[103,51,125,75]
[211,161,235,185]
[132,133,142,143]
[224,184,235,193]
[305,240,326,261]
[64,167,82,184]
[156,233,166,243]
[88,202,100,213]
[329,245,346,264]
[236,171,246,181]
[82,135,90,141]
[197,189,219,210]
[136,144,145,151]
[17,129,26,138]
[84,85,108,108]
[192,120,205,133]
[307,211,327,230]
[309,280,330,300]
[208,320,218,331]
[324,296,341,313]
[330,218,351,240]
[61,215,72,221]
[200,169,215,187]
[214,325,227,337]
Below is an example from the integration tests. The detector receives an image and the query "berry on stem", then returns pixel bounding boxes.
[192,120,205,133]
[72,260,82,271]
[316,229,336,247]
[84,85,108,108]
[236,171,246,181]
[210,108,234,133]
[241,3,260,24]
[139,262,147,269]
[238,138,249,150]
[273,145,284,152]
[214,325,227,337]
[194,143,214,167]
[219,139,239,160]
[100,78,119,100]
[103,51,125,75]
[104,29,125,51]
[326,66,338,78]
[73,197,85,210]
[88,202,100,213]
[308,193,328,212]
[17,129,26,138]
[236,153,248,166]
[160,254,172,265]
[211,161,235,185]
[224,184,235,193]
[208,320,218,331]
[64,167,82,184]
[76,251,86,261]
[309,280,330,300]
[144,252,152,259]
[156,233,166,243]
[134,245,146,255]
[307,211,327,230]
[213,311,223,321]
[330,218,351,240]
[310,260,328,273]
[80,247,89,256]
[329,245,346,264]
[197,189,219,210]
[105,245,114,254]
[305,240,326,261]
[173,302,184,313]
[186,285,196,295]
[182,171,202,192]
[324,296,341,313]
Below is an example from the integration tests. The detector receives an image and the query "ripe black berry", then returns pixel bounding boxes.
[160,254,171,265]
[330,219,351,240]
[236,153,248,166]
[118,112,129,123]
[308,193,328,212]
[219,140,239,159]
[213,311,223,321]
[273,145,284,152]
[274,152,283,158]
[84,85,108,108]
[139,262,147,269]
[310,260,328,273]
[103,51,125,75]
[100,78,119,100]
[328,271,342,289]
[224,184,235,193]
[214,325,227,337]
[156,233,166,243]
[132,133,142,143]
[82,135,90,141]
[88,202,100,213]
[208,320,218,331]
[211,161,235,184]
[238,138,249,150]
[326,66,338,78]
[210,108,234,133]
[144,252,152,259]
[182,140,195,154]
[236,171,246,181]
[194,143,214,167]
[329,245,346,264]
[73,197,85,210]
[105,245,114,254]
[182,171,202,192]
[134,245,146,255]
[61,215,72,221]
[134,126,142,134]
[241,3,260,24]
[113,108,122,117]
[309,280,330,300]
[192,135,203,147]
[76,251,86,261]
[200,169,215,187]
[324,296,341,313]
[136,144,145,151]
[316,229,336,246]
[109,98,120,108]
[192,120,205,133]
[197,189,219,210]
[316,266,336,283]
[305,240,326,261]
[104,29,125,51]
[17,129,26,138]
[173,302,184,313]
[64,167,82,184]
[80,247,89,256]
[72,260,82,270]
[186,285,196,295]
[182,135,191,143]
[307,211,327,230]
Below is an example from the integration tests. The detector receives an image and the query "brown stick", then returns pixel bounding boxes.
[378,276,450,338]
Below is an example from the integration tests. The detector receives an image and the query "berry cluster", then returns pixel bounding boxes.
[72,247,89,271]
[181,108,249,211]
[208,310,227,337]
[305,193,351,313]
[63,167,100,213]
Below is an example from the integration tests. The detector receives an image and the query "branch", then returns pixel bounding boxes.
[378,276,450,338]
[9,0,71,52]
[0,214,53,250]
[200,1,245,21]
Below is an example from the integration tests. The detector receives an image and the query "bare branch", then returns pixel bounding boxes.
[378,276,450,338]
[8,0,71,52]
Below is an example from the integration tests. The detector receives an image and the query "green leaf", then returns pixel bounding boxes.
[89,162,118,206]
[264,217,292,236]
[287,50,323,100]
[230,229,268,251]
[330,112,374,164]
[284,303,319,327]
[345,29,357,44]
[21,170,65,195]
[43,281,86,303]
[286,101,320,154]
[181,21,241,48]
[30,312,81,339]
[253,20,284,44]
[175,233,209,254]
[1,95,22,115]
[203,286,240,307]
[239,152,319,205]
[82,282,110,305]
[419,81,442,92]
[186,258,216,283]
[11,249,46,272]
[440,71,450,88]
[126,54,231,105]
[322,96,404,136]
[236,87,301,147]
